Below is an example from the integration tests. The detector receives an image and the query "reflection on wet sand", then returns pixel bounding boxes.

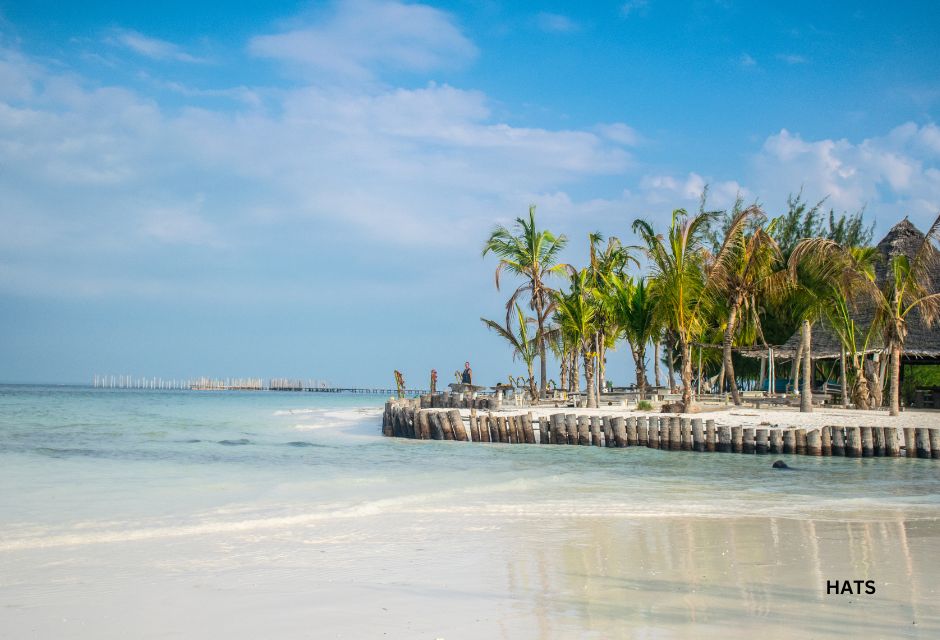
[499,514,940,638]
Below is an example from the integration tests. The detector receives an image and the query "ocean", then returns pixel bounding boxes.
[1,385,939,638]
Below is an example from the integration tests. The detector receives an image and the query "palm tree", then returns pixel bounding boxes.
[481,304,539,401]
[604,273,657,397]
[873,214,940,415]
[587,232,636,397]
[483,206,568,398]
[554,270,599,408]
[706,207,782,405]
[789,240,878,412]
[633,209,744,411]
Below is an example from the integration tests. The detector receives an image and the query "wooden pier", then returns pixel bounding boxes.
[93,374,425,395]
[382,394,940,460]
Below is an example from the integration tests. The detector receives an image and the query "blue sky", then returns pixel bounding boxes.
[1,0,939,386]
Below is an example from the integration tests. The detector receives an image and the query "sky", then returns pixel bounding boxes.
[1,0,939,387]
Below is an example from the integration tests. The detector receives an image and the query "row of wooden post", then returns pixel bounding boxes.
[382,400,940,459]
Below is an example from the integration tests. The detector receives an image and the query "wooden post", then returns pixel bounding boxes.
[637,417,649,447]
[565,414,578,445]
[680,418,692,451]
[885,427,900,457]
[872,426,885,457]
[742,428,755,454]
[929,428,940,460]
[591,416,603,447]
[469,408,480,442]
[755,428,768,455]
[522,412,536,444]
[613,417,628,447]
[692,419,704,452]
[731,426,743,453]
[478,414,490,442]
[861,426,875,457]
[648,418,660,449]
[417,410,431,440]
[904,427,916,458]
[706,419,716,452]
[718,425,731,453]
[770,429,783,454]
[488,413,499,442]
[668,417,680,451]
[448,410,467,441]
[845,427,862,458]
[806,429,822,456]
[603,416,615,447]
[830,427,845,456]
[516,415,526,443]
[497,416,508,443]
[626,417,638,446]
[435,411,451,440]
[536,416,548,444]
[820,426,831,456]
[577,416,591,446]
[782,429,795,454]
[915,428,931,459]
[795,428,807,455]
[550,414,565,445]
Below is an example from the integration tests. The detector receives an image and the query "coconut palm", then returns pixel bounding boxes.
[633,209,746,411]
[873,214,940,415]
[483,205,568,398]
[554,270,599,408]
[587,232,636,397]
[604,274,657,397]
[789,239,879,412]
[480,304,539,401]
[705,207,782,405]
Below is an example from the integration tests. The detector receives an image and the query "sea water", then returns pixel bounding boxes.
[1,385,939,638]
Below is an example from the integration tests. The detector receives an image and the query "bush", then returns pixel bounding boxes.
[636,400,653,411]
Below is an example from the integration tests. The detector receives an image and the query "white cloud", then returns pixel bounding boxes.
[249,0,477,78]
[0,43,634,299]
[596,122,640,146]
[621,0,650,17]
[752,124,940,229]
[776,53,807,65]
[739,53,757,68]
[107,29,208,63]
[535,12,580,34]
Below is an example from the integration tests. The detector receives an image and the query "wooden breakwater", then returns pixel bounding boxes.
[382,397,940,460]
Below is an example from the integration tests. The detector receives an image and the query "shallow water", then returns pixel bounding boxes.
[1,385,939,638]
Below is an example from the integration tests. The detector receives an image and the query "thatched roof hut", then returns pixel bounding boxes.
[771,217,940,360]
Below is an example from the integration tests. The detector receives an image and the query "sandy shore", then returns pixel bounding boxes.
[474,404,940,430]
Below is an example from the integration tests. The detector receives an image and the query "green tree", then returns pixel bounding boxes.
[706,207,783,405]
[554,270,599,408]
[633,209,733,411]
[604,274,658,397]
[483,205,568,397]
[481,304,539,401]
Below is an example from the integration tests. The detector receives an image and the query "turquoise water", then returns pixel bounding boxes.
[2,385,940,638]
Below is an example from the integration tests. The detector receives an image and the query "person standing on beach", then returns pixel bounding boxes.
[430,369,438,393]
[461,362,473,385]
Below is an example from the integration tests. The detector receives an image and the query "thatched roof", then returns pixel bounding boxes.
[768,218,940,359]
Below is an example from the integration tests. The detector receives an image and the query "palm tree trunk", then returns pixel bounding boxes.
[889,342,902,416]
[583,345,597,408]
[632,344,648,397]
[792,332,804,394]
[723,302,742,405]
[840,347,848,408]
[559,352,568,395]
[679,335,694,411]
[800,319,813,413]
[666,341,677,394]
[571,350,580,393]
[527,361,537,402]
[536,305,547,399]
[653,340,662,388]
[758,356,767,393]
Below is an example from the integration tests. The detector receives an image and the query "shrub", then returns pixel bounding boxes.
[636,400,653,411]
